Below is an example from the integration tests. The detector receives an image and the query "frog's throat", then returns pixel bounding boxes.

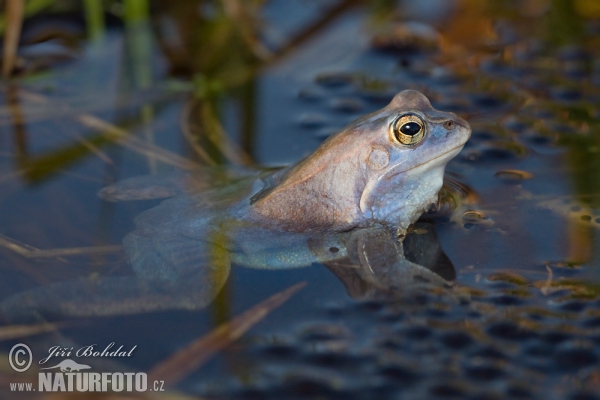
[358,145,463,217]
[382,144,465,182]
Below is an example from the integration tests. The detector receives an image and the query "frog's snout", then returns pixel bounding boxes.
[441,111,470,133]
[455,116,470,132]
[452,115,471,143]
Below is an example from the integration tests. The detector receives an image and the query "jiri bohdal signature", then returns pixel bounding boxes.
[39,343,137,365]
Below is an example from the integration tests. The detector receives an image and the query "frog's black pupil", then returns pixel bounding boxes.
[400,122,421,136]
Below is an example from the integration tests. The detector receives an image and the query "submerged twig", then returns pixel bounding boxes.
[0,234,122,259]
[199,100,254,166]
[221,0,273,60]
[66,126,114,166]
[0,322,63,341]
[148,281,307,386]
[181,98,254,166]
[179,99,218,166]
[16,90,201,171]
[222,0,359,87]
[2,0,24,78]
[77,114,200,170]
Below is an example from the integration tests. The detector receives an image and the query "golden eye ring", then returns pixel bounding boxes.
[390,114,425,146]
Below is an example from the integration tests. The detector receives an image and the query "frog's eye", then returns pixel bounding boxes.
[391,114,425,146]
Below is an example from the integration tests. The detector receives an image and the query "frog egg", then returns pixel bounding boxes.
[461,141,528,164]
[297,87,325,102]
[540,198,599,226]
[494,169,533,183]
[314,71,354,88]
[461,210,495,230]
[463,210,487,222]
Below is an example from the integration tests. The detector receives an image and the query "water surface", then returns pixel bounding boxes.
[1,1,600,398]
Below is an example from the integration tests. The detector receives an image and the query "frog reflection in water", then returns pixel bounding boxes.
[3,90,471,320]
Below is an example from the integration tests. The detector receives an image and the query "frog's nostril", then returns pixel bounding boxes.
[443,120,455,130]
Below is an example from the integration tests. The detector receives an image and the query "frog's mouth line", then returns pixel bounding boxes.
[382,144,465,181]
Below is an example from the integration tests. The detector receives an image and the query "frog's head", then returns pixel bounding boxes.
[251,90,470,233]
[356,90,471,231]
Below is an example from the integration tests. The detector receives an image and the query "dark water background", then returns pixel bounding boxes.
[1,0,600,398]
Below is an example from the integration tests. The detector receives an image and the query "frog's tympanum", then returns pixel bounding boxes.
[2,90,470,321]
